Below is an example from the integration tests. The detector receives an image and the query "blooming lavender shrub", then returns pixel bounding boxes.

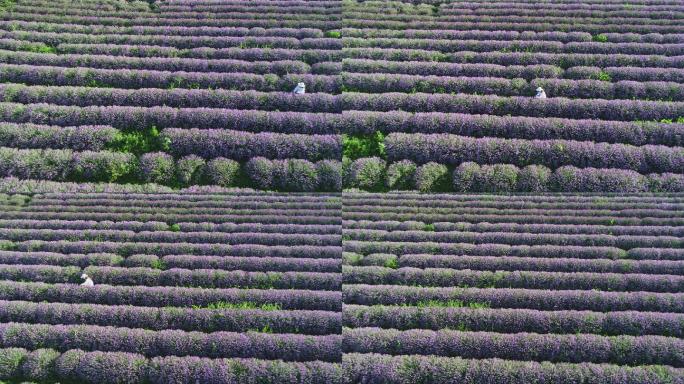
[205,157,241,187]
[71,151,135,182]
[414,162,450,192]
[517,165,552,192]
[452,162,481,192]
[316,159,342,191]
[348,157,386,191]
[20,349,60,382]
[477,164,519,193]
[245,157,274,189]
[139,152,175,185]
[385,159,417,190]
[0,347,26,380]
[175,155,205,187]
[552,166,648,192]
[272,159,318,192]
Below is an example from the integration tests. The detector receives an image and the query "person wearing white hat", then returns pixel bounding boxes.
[292,82,306,94]
[80,273,94,286]
[535,87,547,99]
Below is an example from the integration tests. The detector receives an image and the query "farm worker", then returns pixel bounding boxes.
[534,86,547,99]
[80,273,94,286]
[292,82,306,94]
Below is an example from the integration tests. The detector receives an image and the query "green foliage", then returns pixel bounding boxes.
[325,31,341,38]
[423,224,435,232]
[109,126,168,155]
[343,132,385,159]
[0,0,16,12]
[593,34,608,43]
[383,257,399,269]
[659,117,684,124]
[0,240,16,251]
[595,71,612,82]
[343,252,363,265]
[191,301,283,311]
[168,223,181,232]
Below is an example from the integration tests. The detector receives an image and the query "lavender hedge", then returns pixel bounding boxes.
[345,228,683,249]
[0,49,313,75]
[156,254,341,273]
[0,101,341,128]
[343,353,684,384]
[343,266,684,292]
[343,328,684,366]
[0,300,340,335]
[163,129,341,161]
[398,254,684,275]
[0,322,341,362]
[0,64,341,93]
[343,73,684,100]
[0,348,345,384]
[343,284,684,313]
[82,266,341,290]
[0,281,341,311]
[0,123,119,151]
[385,133,684,174]
[339,103,684,135]
[343,305,684,337]
[345,158,683,192]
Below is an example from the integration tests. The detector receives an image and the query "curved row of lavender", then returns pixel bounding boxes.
[0,190,342,383]
[0,0,344,191]
[343,192,684,383]
[340,0,684,193]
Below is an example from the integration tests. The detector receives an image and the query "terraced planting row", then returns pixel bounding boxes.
[342,192,684,383]
[0,191,343,383]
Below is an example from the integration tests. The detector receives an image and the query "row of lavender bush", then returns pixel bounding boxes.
[1,348,346,384]
[344,327,684,366]
[0,148,342,190]
[344,158,684,192]
[6,86,684,123]
[342,59,684,82]
[343,266,684,292]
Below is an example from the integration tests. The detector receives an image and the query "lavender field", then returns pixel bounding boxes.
[341,0,684,193]
[0,191,343,383]
[343,192,684,383]
[0,0,343,191]
[0,0,682,383]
